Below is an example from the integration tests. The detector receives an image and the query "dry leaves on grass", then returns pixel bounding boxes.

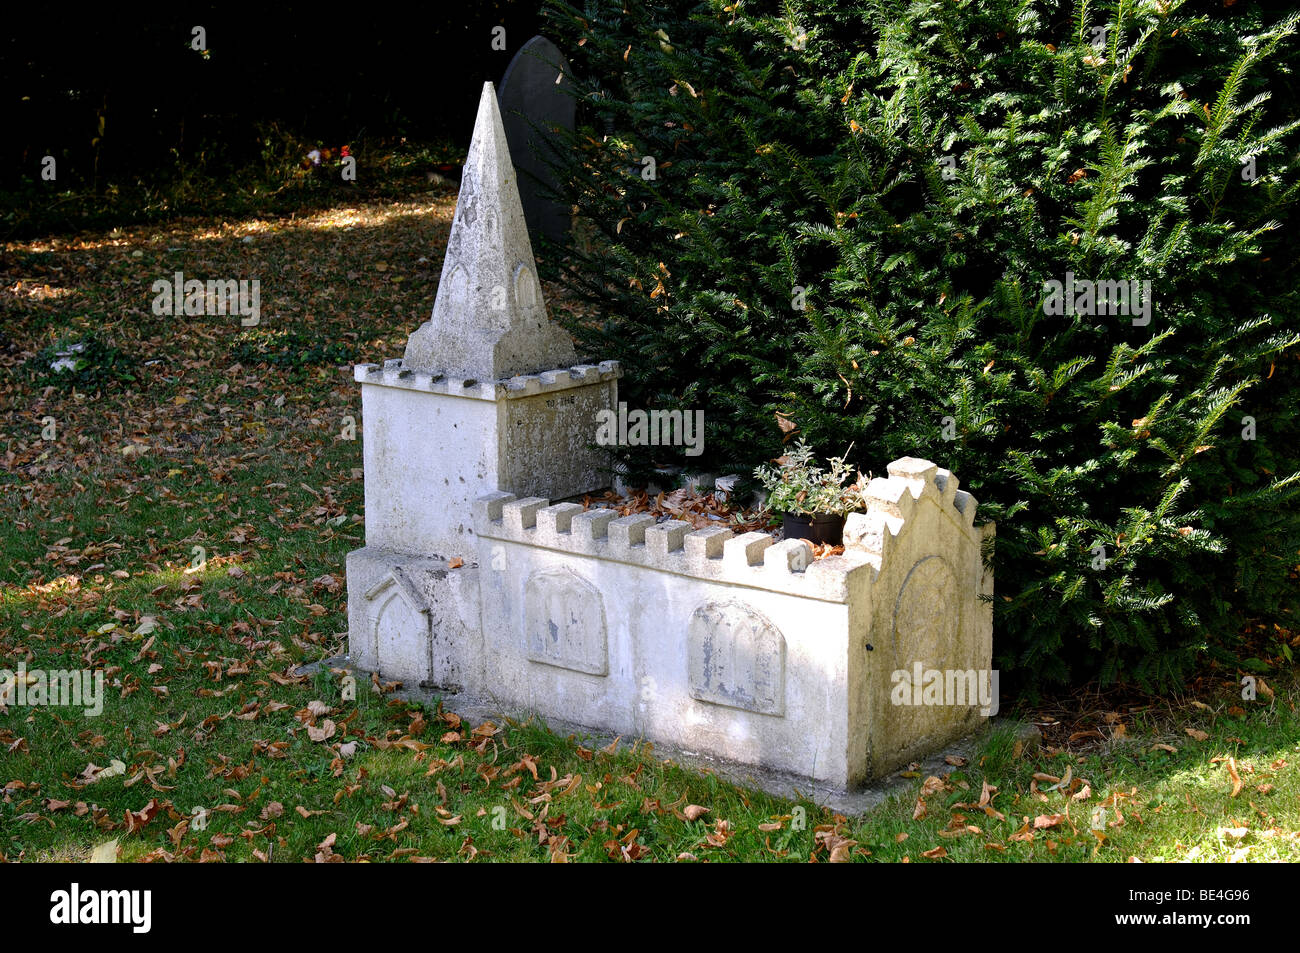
[1226,757,1244,798]
[813,820,859,862]
[307,719,336,743]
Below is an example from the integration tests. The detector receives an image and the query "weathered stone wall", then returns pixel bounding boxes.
[444,462,993,786]
[354,359,621,561]
[470,492,862,782]
[846,459,997,779]
[346,548,483,692]
[347,453,993,788]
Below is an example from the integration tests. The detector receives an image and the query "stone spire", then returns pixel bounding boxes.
[404,82,577,381]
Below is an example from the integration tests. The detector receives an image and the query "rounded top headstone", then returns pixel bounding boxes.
[498,35,576,248]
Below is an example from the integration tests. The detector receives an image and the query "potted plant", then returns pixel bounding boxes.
[753,439,866,545]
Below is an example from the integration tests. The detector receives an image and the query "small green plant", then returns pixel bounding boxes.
[753,439,865,516]
[230,326,355,371]
[28,331,135,391]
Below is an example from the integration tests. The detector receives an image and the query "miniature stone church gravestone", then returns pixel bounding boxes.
[497,35,575,247]
[346,81,995,790]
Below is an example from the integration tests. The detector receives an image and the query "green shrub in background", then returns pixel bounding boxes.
[543,0,1300,690]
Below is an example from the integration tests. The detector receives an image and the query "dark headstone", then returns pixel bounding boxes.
[498,35,575,247]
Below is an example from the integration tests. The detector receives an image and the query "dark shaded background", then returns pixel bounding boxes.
[1,3,544,190]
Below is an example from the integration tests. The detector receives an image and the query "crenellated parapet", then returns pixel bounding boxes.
[354,359,623,401]
[475,492,870,601]
[845,457,987,571]
[474,454,990,603]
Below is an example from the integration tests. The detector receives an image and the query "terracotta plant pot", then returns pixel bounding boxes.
[782,512,845,546]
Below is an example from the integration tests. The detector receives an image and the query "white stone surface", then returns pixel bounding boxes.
[844,458,995,778]
[346,547,482,692]
[359,379,498,560]
[403,82,577,380]
[356,359,620,561]
[456,460,993,785]
[471,492,876,602]
[474,536,853,782]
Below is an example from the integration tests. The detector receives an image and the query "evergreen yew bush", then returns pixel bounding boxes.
[543,0,1300,689]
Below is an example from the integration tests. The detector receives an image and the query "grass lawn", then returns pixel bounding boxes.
[2,188,1297,862]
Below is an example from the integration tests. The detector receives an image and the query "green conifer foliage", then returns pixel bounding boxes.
[543,0,1300,689]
